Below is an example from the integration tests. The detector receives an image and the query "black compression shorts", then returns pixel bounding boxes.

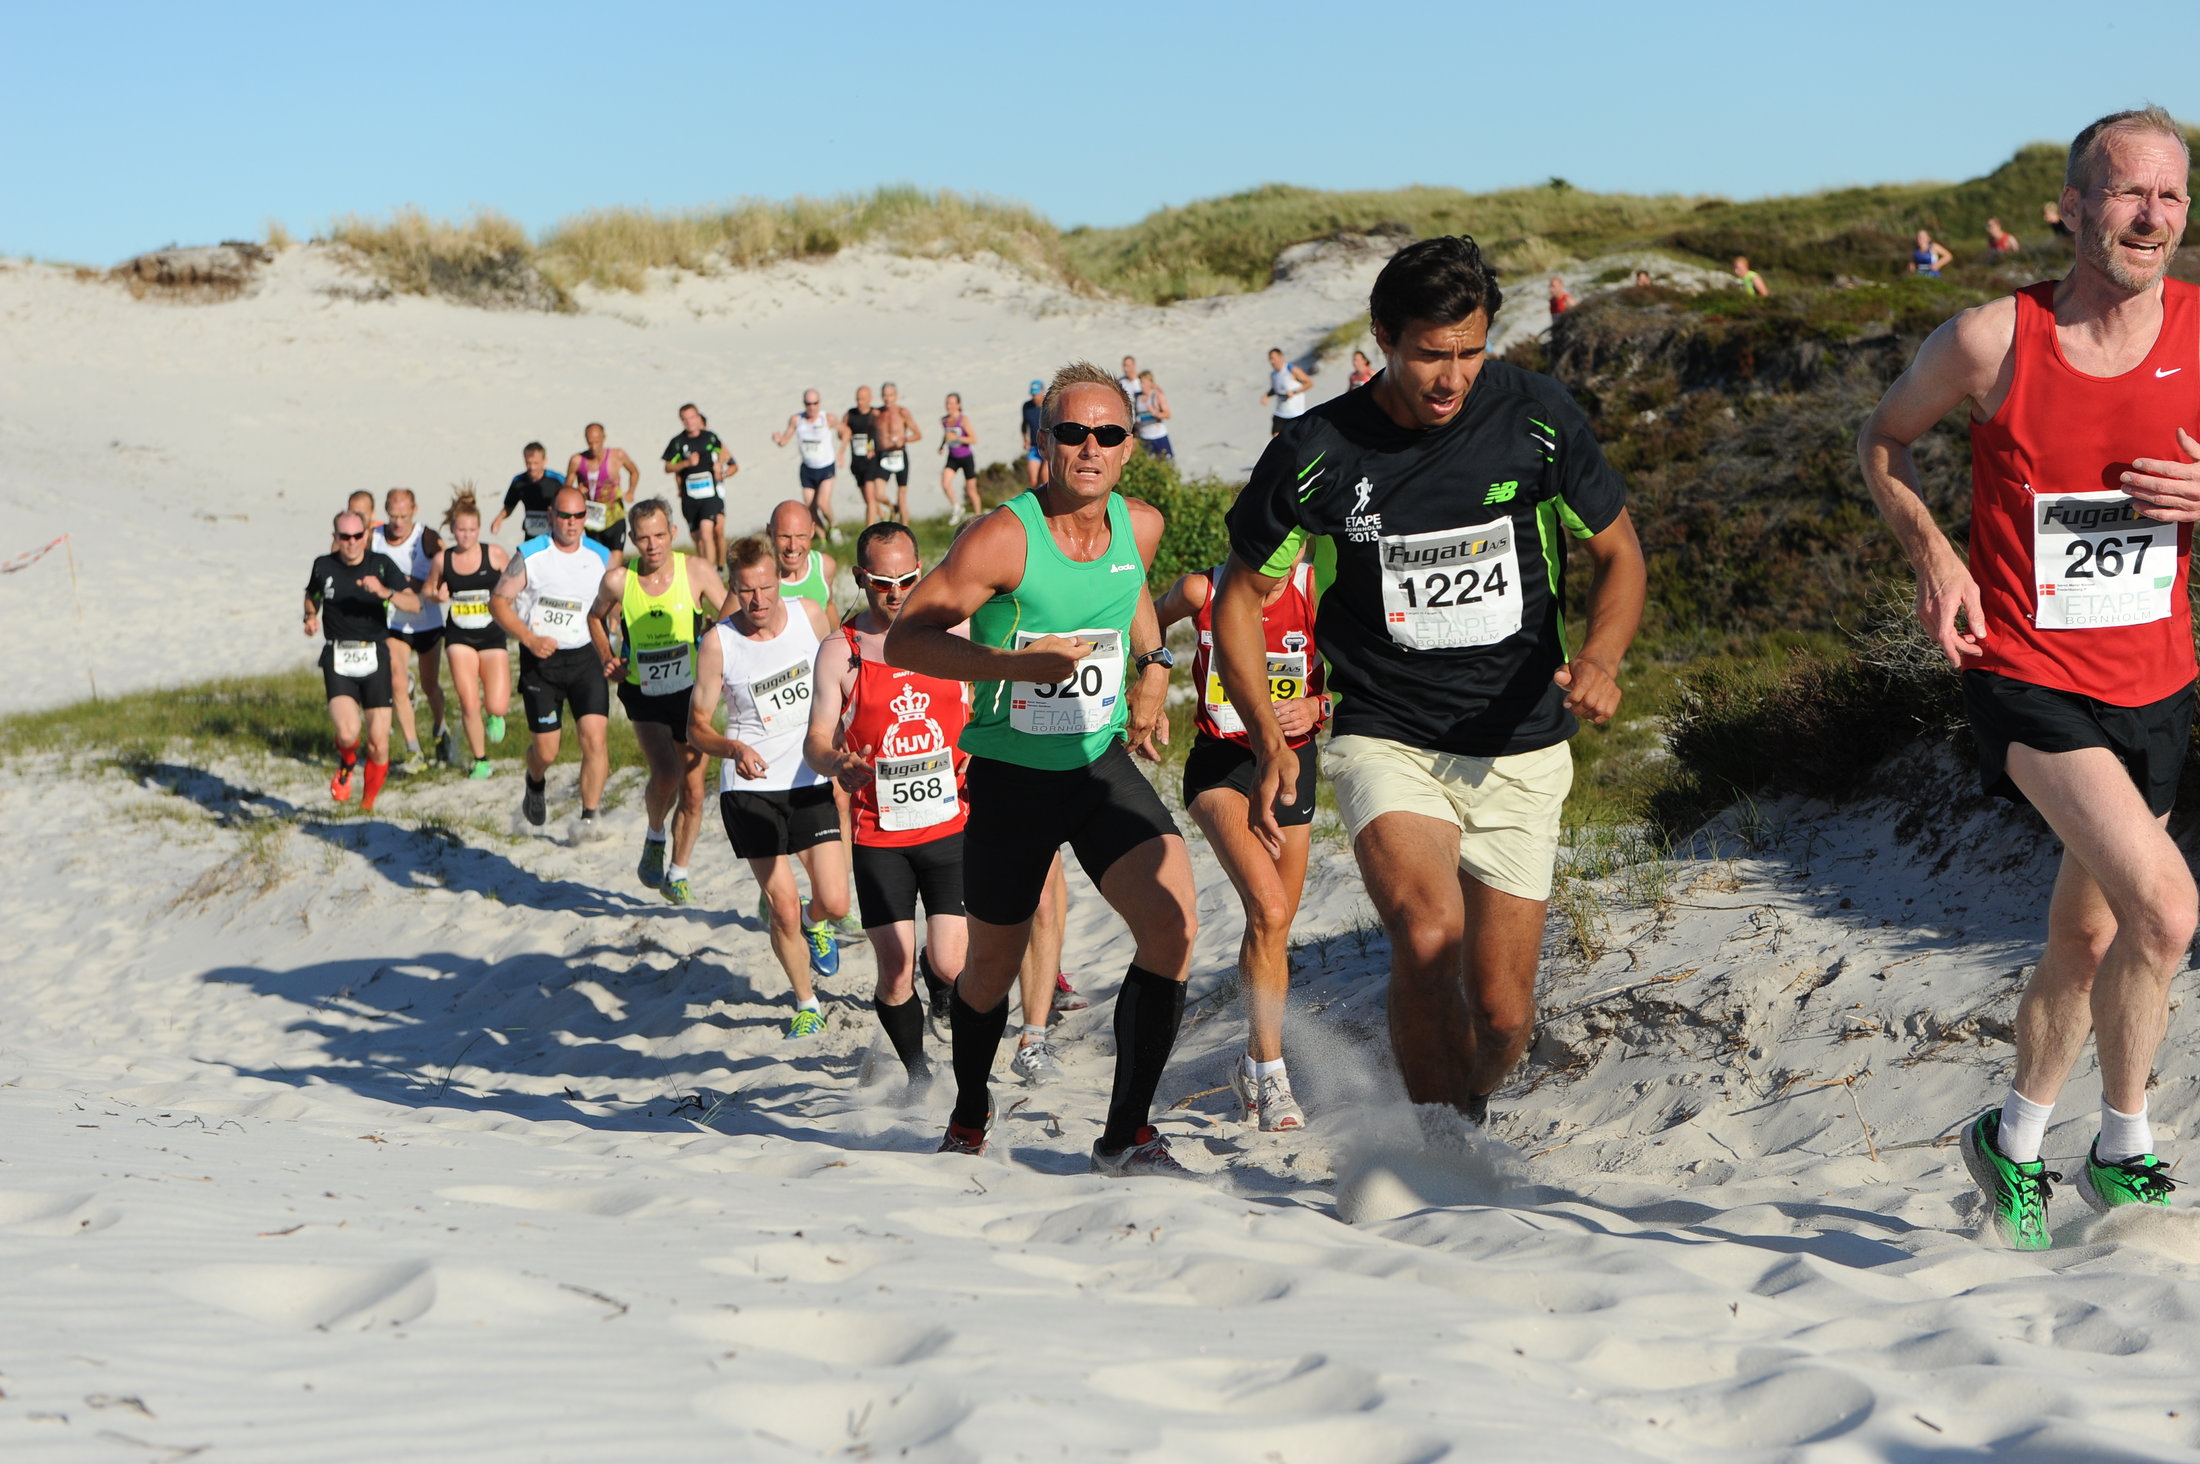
[681,495,725,534]
[853,832,965,928]
[387,626,444,654]
[320,640,393,710]
[519,647,609,731]
[962,741,1179,925]
[586,522,627,555]
[616,680,692,743]
[1181,735,1318,827]
[720,783,841,860]
[1963,670,2195,818]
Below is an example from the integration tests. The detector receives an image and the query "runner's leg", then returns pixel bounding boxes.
[576,713,610,811]
[362,706,394,765]
[329,697,363,758]
[482,649,511,721]
[1191,789,1311,1063]
[1354,810,1477,1110]
[2006,744,2196,1114]
[1093,834,1200,1147]
[673,742,707,869]
[419,638,446,739]
[750,855,817,1005]
[446,643,486,760]
[1016,853,1066,1035]
[795,836,850,928]
[387,637,418,749]
[633,720,680,836]
[526,727,562,780]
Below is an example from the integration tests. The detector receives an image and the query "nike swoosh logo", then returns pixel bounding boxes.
[2157,367,2183,378]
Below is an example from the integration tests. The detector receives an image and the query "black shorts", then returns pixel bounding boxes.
[519,647,609,732]
[1138,435,1174,460]
[800,463,837,490]
[720,782,841,860]
[682,495,725,533]
[1271,415,1296,436]
[963,741,1180,925]
[1182,735,1318,827]
[876,452,910,487]
[442,619,508,654]
[945,455,979,482]
[320,641,393,710]
[388,625,443,654]
[850,456,882,484]
[1963,670,2195,818]
[586,521,627,555]
[853,832,965,928]
[617,679,692,743]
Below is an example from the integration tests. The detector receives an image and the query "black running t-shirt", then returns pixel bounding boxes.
[662,431,727,496]
[1226,366,1627,757]
[307,551,407,642]
[503,471,563,516]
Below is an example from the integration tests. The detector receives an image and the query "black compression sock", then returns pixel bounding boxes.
[525,774,546,791]
[1102,964,1186,1150]
[874,995,927,1075]
[947,985,1009,1130]
[917,946,949,1008]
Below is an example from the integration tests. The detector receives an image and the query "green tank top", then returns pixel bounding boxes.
[622,553,700,691]
[780,549,832,610]
[962,490,1143,770]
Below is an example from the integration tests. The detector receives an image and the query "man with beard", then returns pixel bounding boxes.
[1859,106,2198,1248]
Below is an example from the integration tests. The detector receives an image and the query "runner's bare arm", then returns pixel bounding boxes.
[585,566,628,679]
[686,631,766,776]
[302,588,319,636]
[2124,428,2200,523]
[884,510,1090,683]
[689,561,729,626]
[1125,498,1171,760]
[800,598,833,643]
[1858,299,2015,664]
[1552,509,1646,724]
[422,552,448,604]
[1151,571,1209,630]
[489,554,547,654]
[802,635,870,791]
[618,450,639,502]
[357,564,421,616]
[1213,555,1293,857]
[819,550,838,585]
[902,407,923,443]
[772,416,795,448]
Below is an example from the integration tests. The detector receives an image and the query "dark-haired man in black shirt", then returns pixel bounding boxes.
[663,403,734,570]
[491,441,565,543]
[304,509,423,812]
[1216,235,1646,1125]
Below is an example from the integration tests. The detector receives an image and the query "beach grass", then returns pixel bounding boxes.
[326,208,572,311]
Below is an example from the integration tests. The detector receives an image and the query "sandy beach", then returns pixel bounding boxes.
[5,248,2200,1461]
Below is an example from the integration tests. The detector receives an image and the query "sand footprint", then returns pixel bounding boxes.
[1088,1354,1379,1415]
[438,1183,701,1218]
[678,1305,949,1366]
[0,1188,120,1236]
[168,1260,436,1330]
[702,1238,896,1283]
[694,1376,971,1460]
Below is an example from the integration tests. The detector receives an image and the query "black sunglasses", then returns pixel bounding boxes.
[860,569,921,590]
[334,530,365,541]
[552,509,588,520]
[1048,422,1131,447]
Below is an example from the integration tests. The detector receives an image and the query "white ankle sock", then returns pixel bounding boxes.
[1019,1024,1046,1044]
[1245,1055,1286,1079]
[797,998,821,1014]
[2098,1102,2153,1163]
[645,828,667,844]
[1997,1088,2053,1164]
[666,863,688,881]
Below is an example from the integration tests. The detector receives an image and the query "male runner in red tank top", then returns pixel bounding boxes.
[1861,106,2197,1249]
[805,521,973,1090]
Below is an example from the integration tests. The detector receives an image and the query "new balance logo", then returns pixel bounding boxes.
[1484,479,1519,505]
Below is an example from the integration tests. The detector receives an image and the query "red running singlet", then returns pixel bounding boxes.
[1190,560,1325,746]
[1968,279,2199,705]
[839,626,970,846]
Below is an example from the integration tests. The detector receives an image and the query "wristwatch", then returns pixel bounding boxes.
[1134,646,1174,673]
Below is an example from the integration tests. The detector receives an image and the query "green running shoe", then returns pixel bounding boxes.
[637,838,667,889]
[1962,1109,2060,1251]
[804,920,841,977]
[486,713,507,745]
[468,758,493,781]
[2077,1140,2180,1213]
[786,1007,828,1039]
[662,875,692,906]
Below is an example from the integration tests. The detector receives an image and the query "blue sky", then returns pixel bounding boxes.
[7,1,2195,266]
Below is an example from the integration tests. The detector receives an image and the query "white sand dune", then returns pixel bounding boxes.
[5,251,2199,1461]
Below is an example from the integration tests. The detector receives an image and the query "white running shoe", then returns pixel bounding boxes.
[1230,1062,1307,1132]
[1010,1039,1061,1086]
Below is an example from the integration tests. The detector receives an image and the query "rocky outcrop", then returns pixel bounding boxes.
[111,242,273,299]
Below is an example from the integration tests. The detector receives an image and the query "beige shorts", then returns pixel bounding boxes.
[1327,733,1573,902]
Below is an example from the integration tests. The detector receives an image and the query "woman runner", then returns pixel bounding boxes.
[424,488,513,779]
[939,392,982,523]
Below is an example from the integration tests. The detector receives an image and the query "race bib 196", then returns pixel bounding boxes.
[749,660,812,735]
[684,471,716,500]
[332,640,379,678]
[530,595,583,638]
[634,644,693,694]
[2033,489,2176,630]
[1379,519,1523,649]
[1008,628,1123,735]
[1203,651,1307,737]
[448,590,492,630]
[876,750,956,832]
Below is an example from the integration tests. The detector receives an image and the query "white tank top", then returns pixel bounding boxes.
[376,522,444,632]
[1136,389,1168,440]
[795,412,837,469]
[715,608,826,793]
[513,536,610,652]
[1271,366,1307,419]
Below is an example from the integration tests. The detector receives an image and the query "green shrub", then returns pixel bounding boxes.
[1117,453,1237,589]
